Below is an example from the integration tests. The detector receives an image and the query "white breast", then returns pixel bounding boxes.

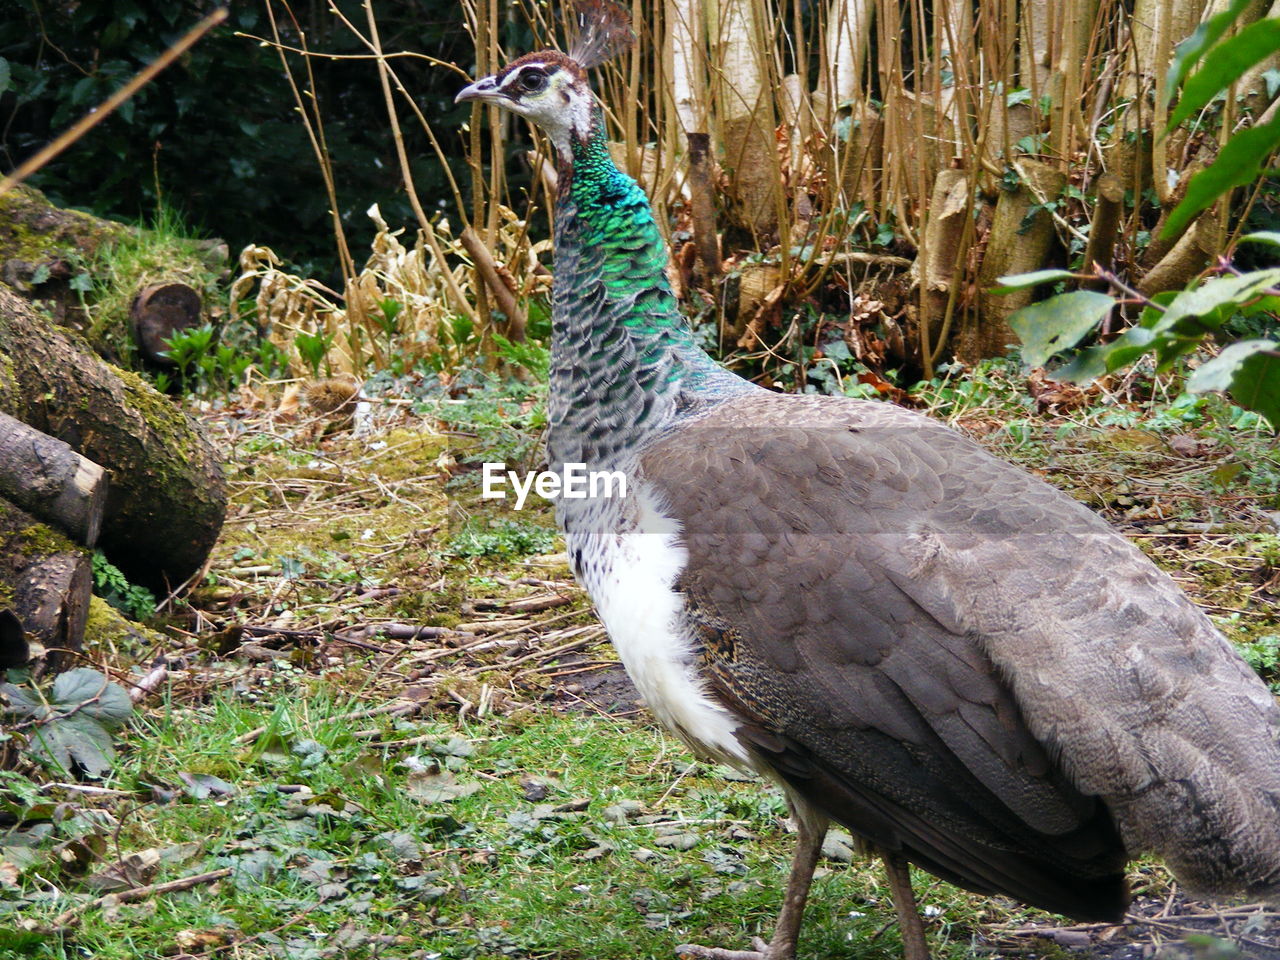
[567,488,751,769]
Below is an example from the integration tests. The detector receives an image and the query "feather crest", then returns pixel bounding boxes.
[567,0,635,70]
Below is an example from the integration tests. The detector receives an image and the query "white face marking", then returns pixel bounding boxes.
[456,60,595,158]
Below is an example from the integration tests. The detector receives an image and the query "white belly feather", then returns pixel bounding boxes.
[567,489,751,768]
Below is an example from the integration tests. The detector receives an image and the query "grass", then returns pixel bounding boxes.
[85,203,226,367]
[0,688,996,960]
[3,351,1278,959]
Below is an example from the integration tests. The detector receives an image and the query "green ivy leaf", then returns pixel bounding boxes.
[1165,0,1255,101]
[1188,339,1280,430]
[991,269,1080,293]
[1162,113,1280,239]
[1168,19,1280,131]
[1009,290,1116,366]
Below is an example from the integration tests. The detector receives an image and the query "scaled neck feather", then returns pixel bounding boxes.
[546,105,755,473]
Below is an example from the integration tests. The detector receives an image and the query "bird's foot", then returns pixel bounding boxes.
[676,937,785,960]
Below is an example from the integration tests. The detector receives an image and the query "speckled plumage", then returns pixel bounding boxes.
[456,10,1280,955]
[546,102,751,480]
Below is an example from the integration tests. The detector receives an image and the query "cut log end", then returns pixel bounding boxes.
[130,282,203,364]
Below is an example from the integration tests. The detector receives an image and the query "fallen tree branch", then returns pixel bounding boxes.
[50,867,232,929]
[460,226,528,342]
[128,660,172,704]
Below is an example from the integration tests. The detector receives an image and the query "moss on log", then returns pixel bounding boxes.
[0,284,226,591]
[0,497,92,673]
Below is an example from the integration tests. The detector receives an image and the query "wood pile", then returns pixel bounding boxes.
[0,284,227,674]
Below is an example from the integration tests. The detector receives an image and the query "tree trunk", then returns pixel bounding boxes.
[1138,211,1220,297]
[0,497,92,673]
[819,0,881,209]
[0,284,226,592]
[1083,173,1126,288]
[967,160,1067,362]
[911,168,971,365]
[1110,0,1207,197]
[0,412,107,547]
[686,133,722,279]
[711,0,780,240]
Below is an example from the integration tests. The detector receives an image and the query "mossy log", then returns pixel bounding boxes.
[0,283,226,591]
[0,497,92,673]
[0,184,224,364]
[0,183,128,330]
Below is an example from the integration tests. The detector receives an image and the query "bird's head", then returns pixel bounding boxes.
[455,0,635,157]
[455,52,594,155]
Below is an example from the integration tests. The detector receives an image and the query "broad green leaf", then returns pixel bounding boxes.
[0,683,43,719]
[992,269,1079,293]
[1155,269,1280,335]
[27,715,115,778]
[1154,334,1205,372]
[1168,19,1280,131]
[1188,339,1280,429]
[406,769,481,804]
[1053,320,1162,383]
[1056,344,1111,383]
[1163,113,1280,239]
[1103,325,1159,373]
[50,668,132,727]
[1137,290,1181,329]
[1240,230,1280,248]
[1166,0,1255,101]
[1009,290,1115,366]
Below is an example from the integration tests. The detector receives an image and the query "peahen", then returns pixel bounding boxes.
[455,5,1280,958]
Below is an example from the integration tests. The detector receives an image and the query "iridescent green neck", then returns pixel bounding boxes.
[546,107,751,471]
[561,113,689,354]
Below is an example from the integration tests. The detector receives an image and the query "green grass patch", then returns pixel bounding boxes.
[3,683,1000,959]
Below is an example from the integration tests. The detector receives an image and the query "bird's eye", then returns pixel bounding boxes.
[519,69,548,93]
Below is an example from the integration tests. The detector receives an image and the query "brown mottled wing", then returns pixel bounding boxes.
[640,393,1134,920]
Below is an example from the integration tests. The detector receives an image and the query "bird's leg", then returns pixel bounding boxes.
[676,813,826,960]
[880,851,931,960]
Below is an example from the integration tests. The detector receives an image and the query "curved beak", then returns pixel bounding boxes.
[455,75,500,105]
